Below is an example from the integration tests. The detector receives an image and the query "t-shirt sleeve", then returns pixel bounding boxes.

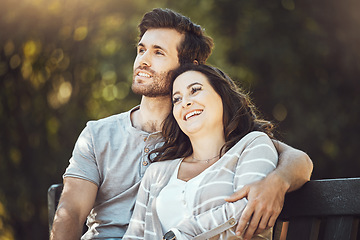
[63,122,101,186]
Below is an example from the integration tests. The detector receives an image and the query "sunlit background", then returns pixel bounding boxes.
[1,0,359,239]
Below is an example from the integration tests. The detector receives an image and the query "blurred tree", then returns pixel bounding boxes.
[0,0,359,239]
[0,0,147,238]
[196,0,360,179]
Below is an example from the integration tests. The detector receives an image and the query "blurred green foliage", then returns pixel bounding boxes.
[0,0,359,239]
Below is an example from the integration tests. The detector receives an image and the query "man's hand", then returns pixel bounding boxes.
[225,140,312,239]
[225,172,289,240]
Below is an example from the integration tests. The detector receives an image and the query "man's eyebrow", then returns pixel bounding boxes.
[137,43,167,53]
[153,44,167,53]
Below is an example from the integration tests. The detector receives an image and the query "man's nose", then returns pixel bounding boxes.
[140,51,151,67]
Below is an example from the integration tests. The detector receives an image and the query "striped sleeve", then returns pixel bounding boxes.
[123,166,154,239]
[174,132,278,239]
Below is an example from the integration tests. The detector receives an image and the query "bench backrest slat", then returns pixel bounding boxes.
[286,217,320,240]
[275,178,360,240]
[276,177,360,240]
[322,216,359,240]
[280,178,360,218]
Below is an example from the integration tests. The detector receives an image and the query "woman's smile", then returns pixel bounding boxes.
[184,110,203,121]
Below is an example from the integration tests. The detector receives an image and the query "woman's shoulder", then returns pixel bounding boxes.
[245,130,268,138]
[239,131,271,145]
[223,131,271,156]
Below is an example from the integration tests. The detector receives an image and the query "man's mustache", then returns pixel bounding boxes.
[134,66,156,75]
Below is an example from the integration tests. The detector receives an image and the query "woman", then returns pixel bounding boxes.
[123,64,278,240]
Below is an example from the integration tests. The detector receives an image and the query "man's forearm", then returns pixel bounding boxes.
[50,206,84,240]
[273,140,313,192]
[50,177,97,239]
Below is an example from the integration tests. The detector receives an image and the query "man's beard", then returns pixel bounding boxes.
[132,67,171,97]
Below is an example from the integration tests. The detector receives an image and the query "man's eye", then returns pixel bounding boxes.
[155,50,164,55]
[138,48,145,54]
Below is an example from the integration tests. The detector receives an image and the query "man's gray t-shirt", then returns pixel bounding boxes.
[64,106,163,239]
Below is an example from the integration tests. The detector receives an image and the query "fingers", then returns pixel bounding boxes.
[256,203,279,231]
[256,212,271,233]
[225,186,249,202]
[235,203,253,236]
[242,210,261,240]
[267,214,278,229]
[236,201,281,239]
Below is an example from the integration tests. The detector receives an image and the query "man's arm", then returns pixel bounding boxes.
[225,140,313,240]
[271,140,313,192]
[50,177,98,240]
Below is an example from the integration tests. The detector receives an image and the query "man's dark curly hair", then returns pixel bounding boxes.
[138,8,214,65]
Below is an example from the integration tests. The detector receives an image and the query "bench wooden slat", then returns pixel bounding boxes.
[47,183,64,233]
[276,177,360,240]
[280,178,360,219]
[322,216,359,240]
[286,217,320,240]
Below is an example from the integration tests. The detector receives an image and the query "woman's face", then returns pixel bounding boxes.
[172,70,224,137]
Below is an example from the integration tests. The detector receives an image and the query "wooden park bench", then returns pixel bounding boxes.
[48,177,360,239]
[273,177,360,240]
[47,183,64,234]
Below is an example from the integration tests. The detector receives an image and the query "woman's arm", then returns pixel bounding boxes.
[228,140,313,239]
[172,133,278,239]
[122,175,151,239]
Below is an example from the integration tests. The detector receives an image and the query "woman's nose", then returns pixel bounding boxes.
[182,98,193,108]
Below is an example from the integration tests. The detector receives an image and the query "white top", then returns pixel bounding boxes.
[156,160,209,233]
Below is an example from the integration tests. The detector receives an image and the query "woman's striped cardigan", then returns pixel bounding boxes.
[123,131,278,240]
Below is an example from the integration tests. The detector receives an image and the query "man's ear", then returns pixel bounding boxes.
[193,60,199,65]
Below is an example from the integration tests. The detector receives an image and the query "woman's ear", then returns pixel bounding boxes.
[193,60,199,65]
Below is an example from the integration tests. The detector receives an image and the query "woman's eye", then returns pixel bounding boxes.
[172,96,181,104]
[191,86,202,94]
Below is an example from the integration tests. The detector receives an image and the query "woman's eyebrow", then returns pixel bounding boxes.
[172,91,180,97]
[172,82,203,97]
[187,82,203,89]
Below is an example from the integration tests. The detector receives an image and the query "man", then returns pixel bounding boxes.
[50,8,312,240]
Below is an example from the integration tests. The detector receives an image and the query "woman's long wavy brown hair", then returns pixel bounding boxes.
[149,64,275,162]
